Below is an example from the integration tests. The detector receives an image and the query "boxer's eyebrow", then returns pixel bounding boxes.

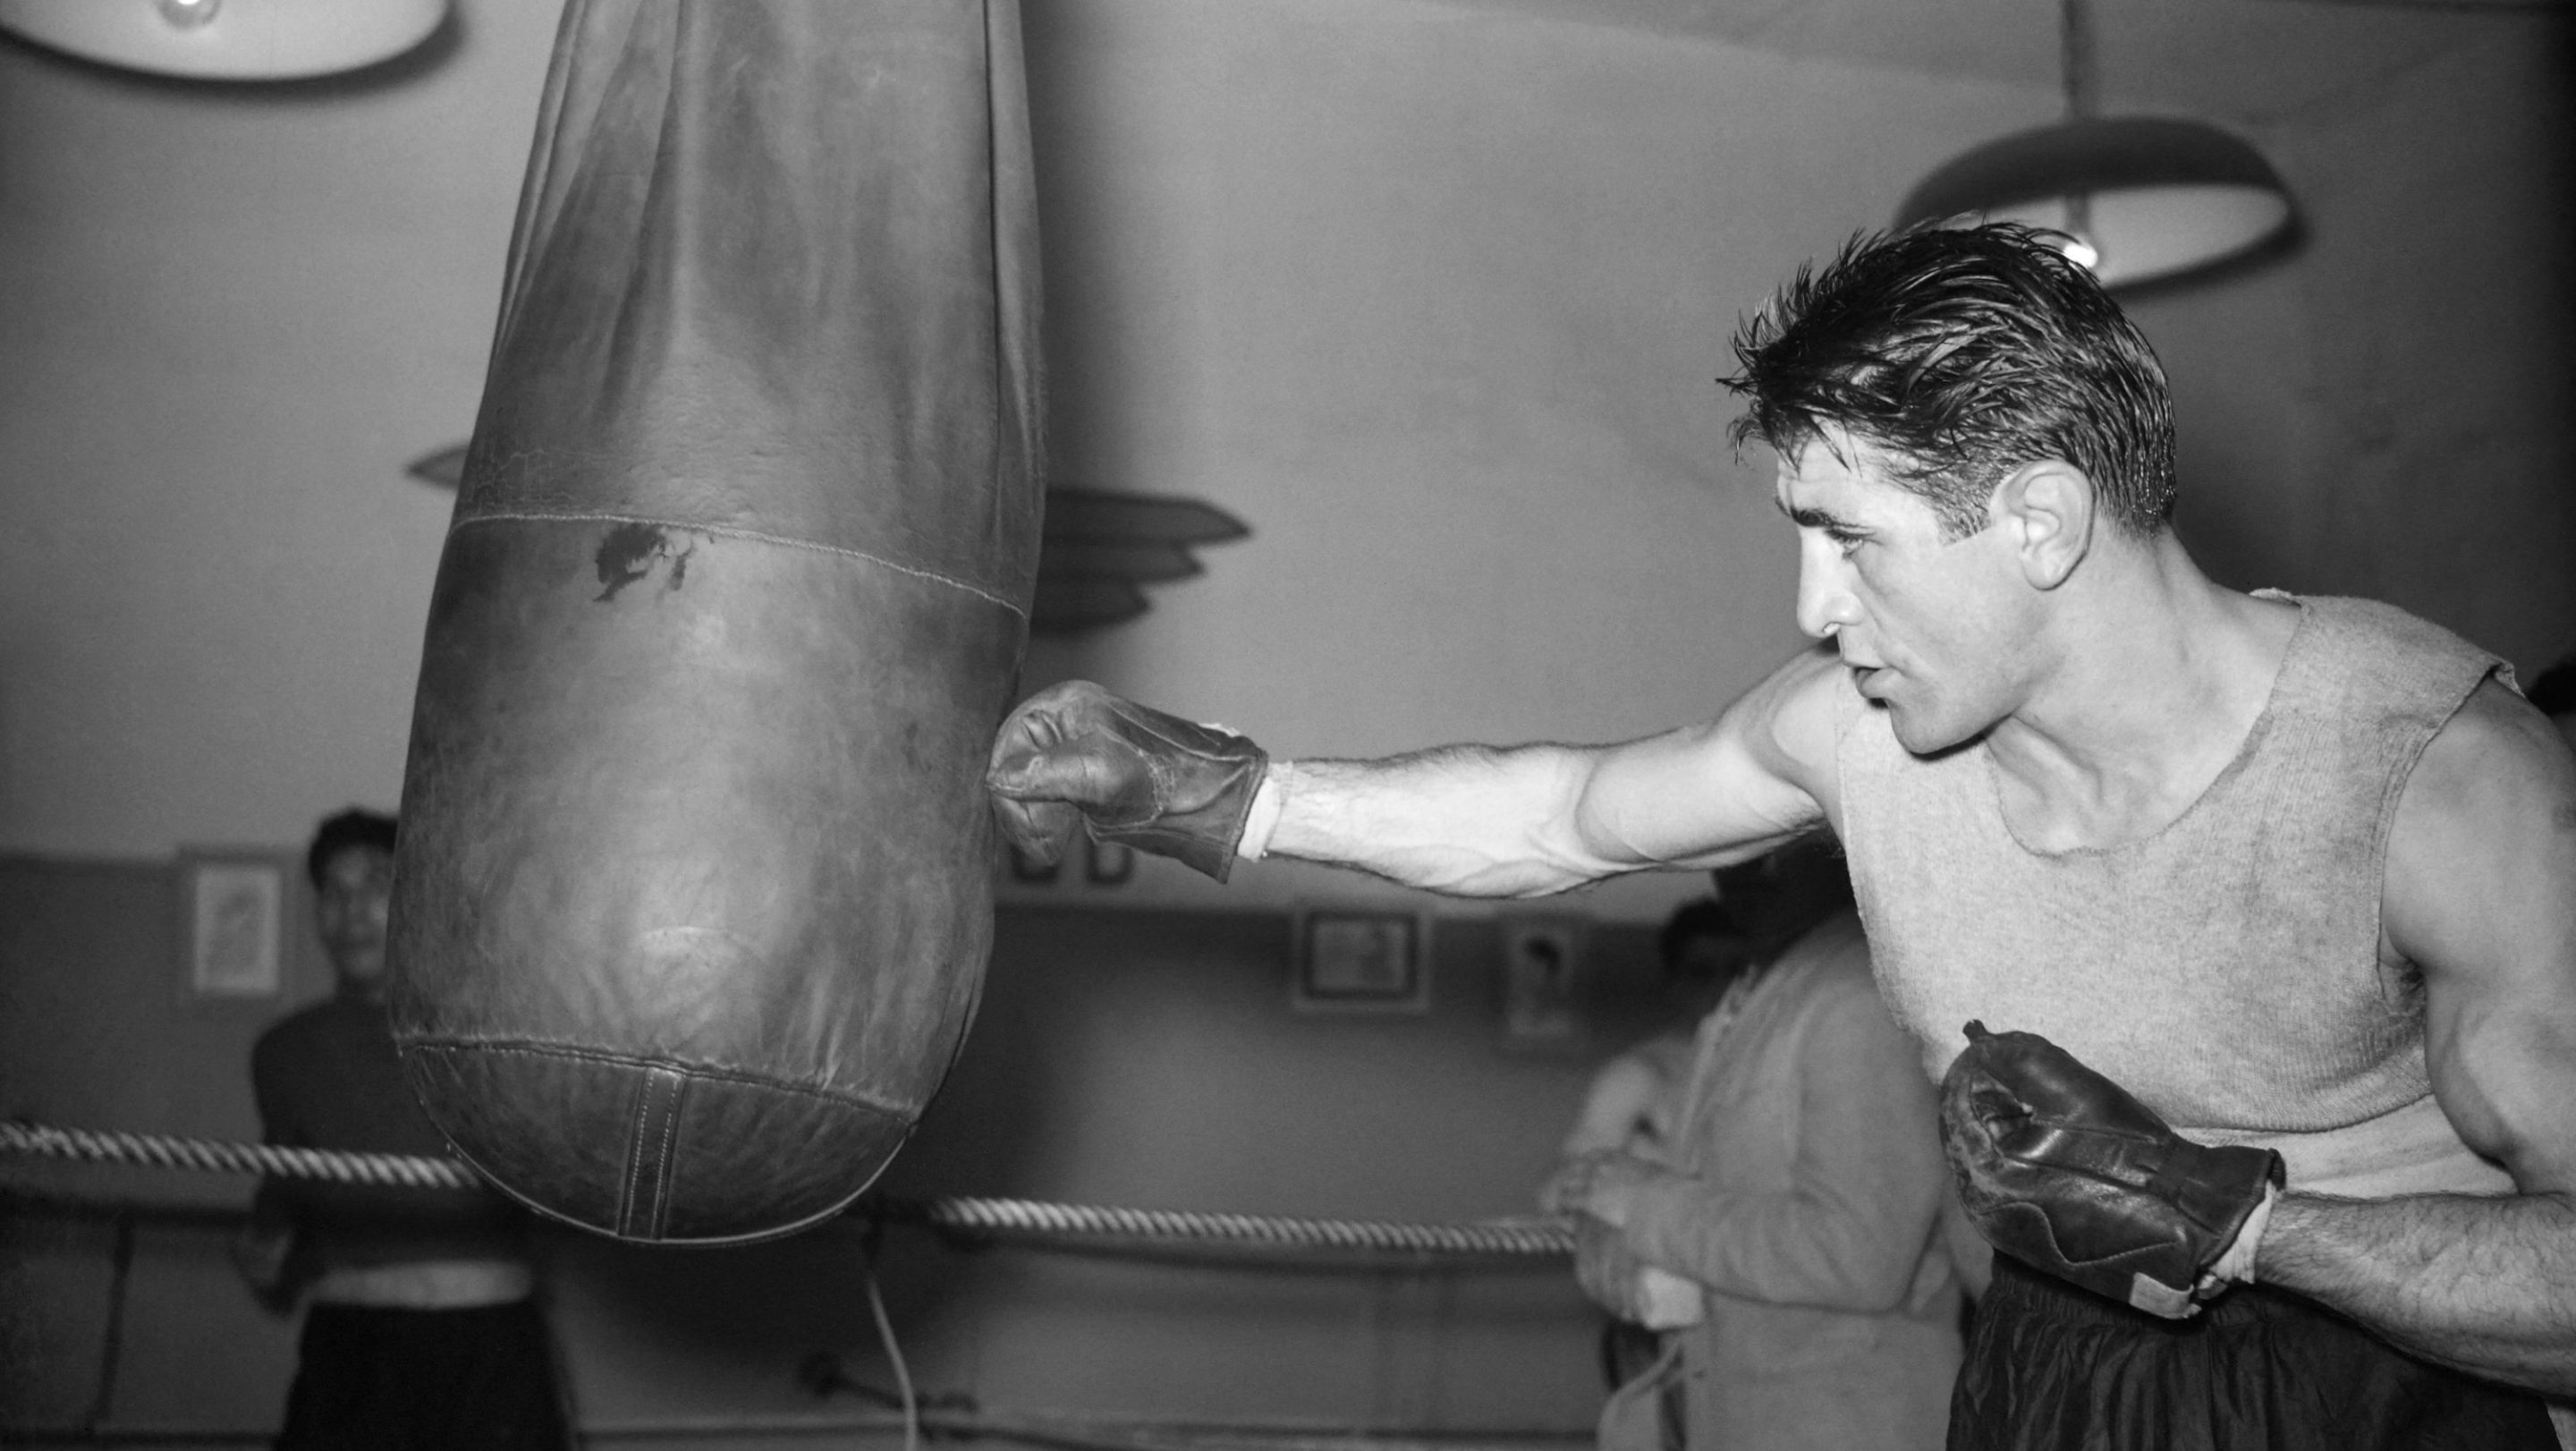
[1775,496,1856,532]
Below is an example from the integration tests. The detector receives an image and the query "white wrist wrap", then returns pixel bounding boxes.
[1234,768,1285,861]
[2200,1180,2279,1293]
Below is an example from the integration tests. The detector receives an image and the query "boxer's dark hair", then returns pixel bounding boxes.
[307,807,397,888]
[1722,223,2176,539]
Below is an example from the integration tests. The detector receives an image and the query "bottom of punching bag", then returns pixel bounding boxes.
[400,1041,914,1244]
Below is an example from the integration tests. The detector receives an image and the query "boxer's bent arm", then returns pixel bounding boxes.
[2258,679,2576,1397]
[1262,647,1842,898]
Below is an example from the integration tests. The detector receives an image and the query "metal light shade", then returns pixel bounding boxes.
[0,0,444,81]
[1897,117,2292,289]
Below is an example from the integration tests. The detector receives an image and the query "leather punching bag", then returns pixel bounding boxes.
[386,0,1041,1244]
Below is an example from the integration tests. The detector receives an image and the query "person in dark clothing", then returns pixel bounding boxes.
[234,808,571,1451]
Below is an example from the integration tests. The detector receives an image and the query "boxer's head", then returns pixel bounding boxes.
[307,807,396,1000]
[1722,222,2174,543]
[1723,225,2174,751]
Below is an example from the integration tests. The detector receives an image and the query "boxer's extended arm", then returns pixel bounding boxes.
[989,647,1844,892]
[1260,647,1842,897]
[2257,680,2576,1396]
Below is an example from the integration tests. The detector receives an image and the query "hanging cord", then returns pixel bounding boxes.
[860,1214,922,1451]
[2060,0,2097,122]
[2058,0,2098,242]
[78,1210,137,1437]
[0,1121,1575,1260]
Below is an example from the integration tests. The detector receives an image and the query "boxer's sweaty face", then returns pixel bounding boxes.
[1777,434,2025,753]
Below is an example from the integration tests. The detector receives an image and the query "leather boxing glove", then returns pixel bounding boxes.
[1940,1021,2284,1319]
[986,681,1268,883]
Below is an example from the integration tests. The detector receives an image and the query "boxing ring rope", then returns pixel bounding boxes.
[0,1119,1578,1259]
[4,1118,1588,1451]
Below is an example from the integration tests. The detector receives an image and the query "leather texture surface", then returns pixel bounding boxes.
[387,0,1041,1244]
[1940,1022,2284,1318]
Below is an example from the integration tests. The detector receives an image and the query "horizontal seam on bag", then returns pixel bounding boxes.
[402,1036,914,1116]
[452,509,1028,619]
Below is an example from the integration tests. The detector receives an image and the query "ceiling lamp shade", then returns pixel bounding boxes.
[0,0,445,81]
[1896,120,2292,291]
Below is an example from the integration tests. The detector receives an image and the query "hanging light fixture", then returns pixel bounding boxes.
[0,0,445,81]
[1894,0,2293,290]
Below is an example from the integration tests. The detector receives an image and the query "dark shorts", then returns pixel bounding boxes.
[277,1299,570,1451]
[1949,1255,2558,1451]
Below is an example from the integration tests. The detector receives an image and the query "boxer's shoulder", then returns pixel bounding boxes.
[1603,645,1843,837]
[1731,643,1844,785]
[2273,593,2503,725]
[2381,675,2576,1188]
[2386,677,2575,916]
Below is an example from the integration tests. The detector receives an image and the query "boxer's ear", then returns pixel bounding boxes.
[1994,459,2094,591]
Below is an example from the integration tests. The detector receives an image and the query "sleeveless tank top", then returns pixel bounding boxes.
[1837,593,2513,1199]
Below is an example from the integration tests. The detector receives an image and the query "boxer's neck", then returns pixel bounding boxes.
[1982,533,2301,853]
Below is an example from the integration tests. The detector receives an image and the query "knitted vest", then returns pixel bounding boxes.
[1837,593,2512,1198]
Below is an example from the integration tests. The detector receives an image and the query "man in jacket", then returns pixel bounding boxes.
[1547,842,1962,1451]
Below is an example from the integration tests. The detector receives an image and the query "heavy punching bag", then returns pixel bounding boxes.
[386,0,1041,1244]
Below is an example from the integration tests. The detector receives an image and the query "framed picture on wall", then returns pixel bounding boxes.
[176,849,294,1001]
[1498,912,1588,1053]
[1292,907,1430,1015]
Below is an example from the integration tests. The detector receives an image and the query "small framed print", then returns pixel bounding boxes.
[1292,908,1430,1015]
[1499,912,1588,1052]
[177,849,294,1001]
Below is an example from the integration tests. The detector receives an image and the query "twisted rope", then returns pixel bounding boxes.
[909,1196,1572,1258]
[0,1120,481,1191]
[0,1121,1574,1259]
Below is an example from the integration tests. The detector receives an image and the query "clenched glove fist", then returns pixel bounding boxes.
[1940,1021,2283,1319]
[985,681,1268,883]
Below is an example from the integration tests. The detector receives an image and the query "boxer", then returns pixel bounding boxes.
[989,225,2576,1447]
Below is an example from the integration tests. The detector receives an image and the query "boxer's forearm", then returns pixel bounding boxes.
[1261,750,1637,897]
[2259,1190,2576,1396]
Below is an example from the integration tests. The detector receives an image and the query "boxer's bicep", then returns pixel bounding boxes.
[2385,679,2576,1194]
[1571,648,1838,870]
